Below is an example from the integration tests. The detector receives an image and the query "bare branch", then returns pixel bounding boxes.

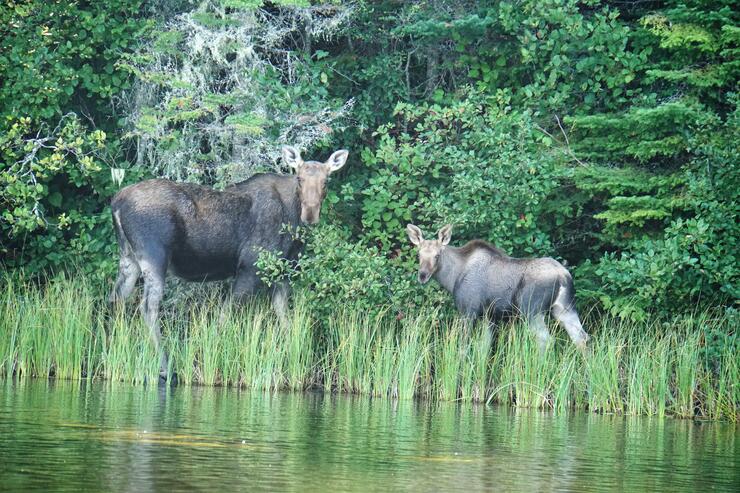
[534,116,587,167]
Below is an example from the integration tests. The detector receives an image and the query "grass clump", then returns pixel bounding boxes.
[0,274,736,421]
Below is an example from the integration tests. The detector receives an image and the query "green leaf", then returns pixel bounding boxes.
[48,192,63,208]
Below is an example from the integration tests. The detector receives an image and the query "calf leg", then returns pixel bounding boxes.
[551,283,589,350]
[455,297,483,333]
[552,304,589,350]
[109,253,141,305]
[139,258,167,378]
[527,312,552,353]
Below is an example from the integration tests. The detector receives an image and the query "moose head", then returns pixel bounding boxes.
[406,223,453,284]
[282,145,348,225]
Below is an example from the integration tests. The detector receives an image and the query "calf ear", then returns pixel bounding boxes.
[282,145,303,170]
[406,224,424,246]
[438,224,453,245]
[326,149,349,172]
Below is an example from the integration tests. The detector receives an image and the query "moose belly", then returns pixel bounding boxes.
[486,300,516,318]
[168,250,239,281]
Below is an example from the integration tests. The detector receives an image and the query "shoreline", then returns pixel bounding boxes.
[2,275,737,422]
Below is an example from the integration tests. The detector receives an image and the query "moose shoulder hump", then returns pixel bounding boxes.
[458,239,508,258]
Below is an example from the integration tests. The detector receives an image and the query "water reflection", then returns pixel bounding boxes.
[0,380,736,492]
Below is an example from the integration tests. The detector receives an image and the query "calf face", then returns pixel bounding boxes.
[406,224,452,284]
[282,146,348,224]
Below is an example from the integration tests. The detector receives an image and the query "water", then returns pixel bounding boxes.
[0,381,737,492]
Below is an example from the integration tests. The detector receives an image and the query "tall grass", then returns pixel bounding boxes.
[0,275,737,421]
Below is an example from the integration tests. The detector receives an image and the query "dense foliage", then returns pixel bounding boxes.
[0,0,150,274]
[1,0,737,323]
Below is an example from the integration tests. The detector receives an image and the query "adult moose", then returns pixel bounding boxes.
[109,146,349,376]
[406,224,589,351]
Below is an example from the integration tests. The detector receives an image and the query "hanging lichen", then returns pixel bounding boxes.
[118,0,354,185]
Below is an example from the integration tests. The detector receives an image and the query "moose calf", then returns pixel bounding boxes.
[407,224,589,351]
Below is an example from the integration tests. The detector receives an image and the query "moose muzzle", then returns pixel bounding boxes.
[300,203,321,225]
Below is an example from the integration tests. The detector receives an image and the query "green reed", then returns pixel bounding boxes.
[0,278,20,376]
[0,274,736,421]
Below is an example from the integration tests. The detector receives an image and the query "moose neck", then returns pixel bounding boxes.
[229,174,302,226]
[433,246,465,294]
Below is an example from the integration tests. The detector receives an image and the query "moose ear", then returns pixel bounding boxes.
[282,145,303,170]
[438,224,453,245]
[325,149,349,173]
[407,224,424,246]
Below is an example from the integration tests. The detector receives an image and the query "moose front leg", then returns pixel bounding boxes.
[232,266,261,302]
[526,312,552,354]
[271,281,290,326]
[455,297,482,333]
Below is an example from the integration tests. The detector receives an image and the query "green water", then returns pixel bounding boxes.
[0,381,737,492]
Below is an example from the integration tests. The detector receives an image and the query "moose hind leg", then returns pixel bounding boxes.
[109,254,141,305]
[551,284,589,350]
[527,312,552,353]
[140,259,167,378]
[552,305,589,350]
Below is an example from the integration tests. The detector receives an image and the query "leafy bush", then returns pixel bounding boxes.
[0,0,149,125]
[357,94,567,257]
[0,0,150,276]
[0,115,146,275]
[580,99,739,319]
[295,223,422,317]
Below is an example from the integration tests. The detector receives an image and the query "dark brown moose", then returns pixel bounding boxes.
[109,146,348,376]
[406,224,589,351]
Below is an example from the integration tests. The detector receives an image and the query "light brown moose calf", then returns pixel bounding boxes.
[406,224,589,351]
